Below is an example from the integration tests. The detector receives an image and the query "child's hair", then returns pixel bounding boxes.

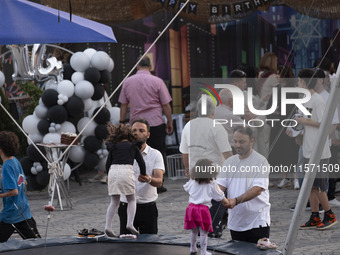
[298,68,317,90]
[0,131,20,157]
[106,123,136,144]
[190,158,216,184]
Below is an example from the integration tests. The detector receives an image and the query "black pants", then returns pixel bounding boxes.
[118,202,158,234]
[230,225,270,244]
[0,217,41,243]
[209,199,228,238]
[328,146,339,201]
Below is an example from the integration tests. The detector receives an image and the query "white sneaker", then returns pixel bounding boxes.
[277,178,292,188]
[329,198,340,207]
[294,179,300,190]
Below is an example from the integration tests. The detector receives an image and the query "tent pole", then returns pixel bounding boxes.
[283,63,340,255]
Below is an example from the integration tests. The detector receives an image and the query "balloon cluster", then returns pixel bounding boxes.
[20,48,120,190]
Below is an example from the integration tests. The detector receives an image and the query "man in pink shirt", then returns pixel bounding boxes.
[119,56,173,192]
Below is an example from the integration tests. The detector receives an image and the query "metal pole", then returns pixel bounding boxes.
[283,63,340,255]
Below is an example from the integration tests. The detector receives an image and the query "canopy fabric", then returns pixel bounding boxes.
[0,0,116,45]
[40,0,340,24]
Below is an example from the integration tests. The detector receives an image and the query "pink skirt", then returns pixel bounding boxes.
[184,203,213,232]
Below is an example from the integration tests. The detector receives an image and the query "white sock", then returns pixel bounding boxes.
[190,227,198,253]
[199,227,211,255]
[105,195,120,231]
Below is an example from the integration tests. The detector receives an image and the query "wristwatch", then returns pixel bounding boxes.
[147,177,152,184]
[235,197,239,205]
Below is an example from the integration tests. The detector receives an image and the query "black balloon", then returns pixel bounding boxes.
[83,152,100,168]
[47,105,68,124]
[64,96,85,117]
[95,124,109,140]
[84,136,102,152]
[84,67,100,85]
[41,89,58,107]
[99,70,110,84]
[63,63,75,80]
[93,107,110,124]
[36,170,50,186]
[91,83,105,101]
[37,118,50,135]
[26,144,46,162]
[27,176,47,191]
[20,156,34,177]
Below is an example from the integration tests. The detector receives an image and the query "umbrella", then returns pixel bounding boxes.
[0,0,116,44]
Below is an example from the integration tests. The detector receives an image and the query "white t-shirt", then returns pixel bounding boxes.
[179,117,232,169]
[121,145,165,204]
[318,90,339,125]
[302,93,331,159]
[183,179,225,207]
[217,150,271,232]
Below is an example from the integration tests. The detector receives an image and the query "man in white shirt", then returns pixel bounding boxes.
[118,118,165,234]
[217,126,271,243]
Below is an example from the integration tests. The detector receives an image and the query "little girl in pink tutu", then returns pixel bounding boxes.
[184,159,228,255]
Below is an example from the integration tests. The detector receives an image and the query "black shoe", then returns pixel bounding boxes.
[157,186,167,193]
[87,228,105,237]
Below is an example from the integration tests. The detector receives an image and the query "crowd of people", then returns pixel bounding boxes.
[1,54,340,255]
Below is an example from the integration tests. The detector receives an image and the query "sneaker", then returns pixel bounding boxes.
[317,213,337,230]
[88,173,104,183]
[294,179,300,190]
[87,228,105,237]
[99,175,107,184]
[277,178,292,188]
[77,228,89,237]
[300,215,322,229]
[329,198,340,207]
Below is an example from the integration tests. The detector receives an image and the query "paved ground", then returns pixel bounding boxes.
[8,170,340,255]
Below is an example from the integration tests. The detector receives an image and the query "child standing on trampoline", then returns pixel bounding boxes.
[104,124,146,237]
[184,159,228,255]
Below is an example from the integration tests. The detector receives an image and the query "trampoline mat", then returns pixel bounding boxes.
[1,242,228,255]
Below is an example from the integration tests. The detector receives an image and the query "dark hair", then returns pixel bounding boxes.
[298,69,317,90]
[278,65,294,79]
[190,158,215,184]
[0,131,20,157]
[230,69,247,79]
[314,68,326,79]
[131,118,150,132]
[233,126,254,139]
[138,56,151,67]
[106,123,136,144]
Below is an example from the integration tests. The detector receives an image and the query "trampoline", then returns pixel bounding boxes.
[0,234,282,255]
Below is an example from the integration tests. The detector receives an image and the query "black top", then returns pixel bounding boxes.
[105,141,146,175]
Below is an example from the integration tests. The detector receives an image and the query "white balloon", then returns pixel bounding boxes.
[34,104,48,119]
[84,48,97,59]
[57,99,64,105]
[77,117,97,137]
[108,106,120,125]
[75,80,94,99]
[31,167,38,175]
[82,98,94,112]
[45,79,58,90]
[0,71,5,88]
[70,52,90,72]
[22,115,40,135]
[58,80,74,97]
[63,163,71,181]
[43,133,61,144]
[90,51,110,71]
[69,145,86,163]
[59,121,76,134]
[71,72,84,85]
[37,165,43,172]
[107,58,114,72]
[28,133,43,144]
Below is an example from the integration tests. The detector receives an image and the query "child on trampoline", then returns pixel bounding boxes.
[104,124,146,237]
[184,159,229,255]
